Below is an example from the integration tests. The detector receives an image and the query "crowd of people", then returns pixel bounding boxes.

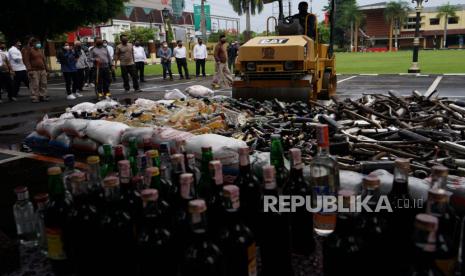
[0,34,239,104]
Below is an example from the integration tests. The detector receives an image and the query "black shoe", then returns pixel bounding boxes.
[140,80,146,82]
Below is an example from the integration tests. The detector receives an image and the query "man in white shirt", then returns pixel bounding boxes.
[133,40,147,82]
[8,40,29,101]
[193,38,207,78]
[173,40,190,79]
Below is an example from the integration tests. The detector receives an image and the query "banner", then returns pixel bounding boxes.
[194,4,211,32]
[124,6,134,18]
[172,0,185,17]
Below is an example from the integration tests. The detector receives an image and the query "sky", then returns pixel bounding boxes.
[183,0,465,33]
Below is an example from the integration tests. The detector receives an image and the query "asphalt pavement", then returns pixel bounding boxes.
[0,73,464,148]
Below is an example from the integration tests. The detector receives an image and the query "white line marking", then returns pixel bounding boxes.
[443,73,465,76]
[359,73,378,76]
[337,75,357,83]
[424,76,443,98]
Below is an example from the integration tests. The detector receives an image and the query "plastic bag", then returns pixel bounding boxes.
[36,116,66,139]
[121,127,155,147]
[152,127,195,152]
[62,119,88,137]
[85,120,129,146]
[59,112,75,119]
[184,85,214,98]
[134,98,158,109]
[164,89,187,100]
[95,98,119,110]
[49,133,72,153]
[70,102,97,114]
[72,137,99,153]
[24,131,50,152]
[186,134,247,184]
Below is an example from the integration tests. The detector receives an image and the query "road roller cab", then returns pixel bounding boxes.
[232,0,337,102]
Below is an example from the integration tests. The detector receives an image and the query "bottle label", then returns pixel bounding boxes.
[46,228,66,260]
[247,243,257,276]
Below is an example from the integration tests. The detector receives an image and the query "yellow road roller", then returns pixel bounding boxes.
[232,0,337,102]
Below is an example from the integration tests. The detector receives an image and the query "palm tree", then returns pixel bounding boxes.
[229,0,264,40]
[341,0,363,52]
[437,3,458,48]
[384,1,410,51]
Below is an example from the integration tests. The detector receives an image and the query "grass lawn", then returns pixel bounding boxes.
[336,50,465,74]
[117,50,465,76]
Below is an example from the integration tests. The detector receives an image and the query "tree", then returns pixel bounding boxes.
[115,27,158,44]
[340,1,363,52]
[229,0,264,41]
[437,3,458,48]
[318,22,330,44]
[324,0,359,49]
[384,1,410,51]
[0,0,127,43]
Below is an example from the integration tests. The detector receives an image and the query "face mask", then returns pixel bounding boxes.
[220,40,226,44]
[96,42,103,47]
[35,43,42,49]
[103,43,108,47]
[199,41,203,45]
[122,39,128,44]
[135,43,140,47]
[64,46,70,50]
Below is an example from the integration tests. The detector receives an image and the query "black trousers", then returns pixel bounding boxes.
[85,67,95,84]
[0,71,13,99]
[175,58,189,78]
[195,59,206,77]
[120,64,139,91]
[76,68,85,91]
[111,67,116,82]
[228,59,235,72]
[13,70,29,97]
[96,67,111,94]
[135,61,145,82]
[162,62,173,79]
[63,71,78,95]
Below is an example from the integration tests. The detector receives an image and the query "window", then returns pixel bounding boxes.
[430,18,440,25]
[404,17,417,29]
[449,17,459,24]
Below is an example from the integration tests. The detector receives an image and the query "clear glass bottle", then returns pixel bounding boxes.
[13,186,38,247]
[430,165,448,190]
[311,124,339,236]
[34,193,49,254]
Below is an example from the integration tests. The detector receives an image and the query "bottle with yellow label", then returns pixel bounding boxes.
[44,166,74,275]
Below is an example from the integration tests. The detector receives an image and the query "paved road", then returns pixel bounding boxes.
[0,74,464,148]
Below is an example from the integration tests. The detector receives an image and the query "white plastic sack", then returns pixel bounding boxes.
[72,137,99,153]
[70,102,97,114]
[85,120,129,146]
[59,112,75,119]
[184,85,214,98]
[134,98,158,109]
[156,100,175,106]
[62,119,88,137]
[164,89,187,100]
[186,134,247,165]
[121,127,155,147]
[49,133,72,151]
[152,127,195,152]
[95,98,119,110]
[36,116,66,139]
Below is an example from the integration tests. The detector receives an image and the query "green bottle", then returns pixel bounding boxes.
[270,134,287,188]
[101,144,115,178]
[128,137,139,177]
[146,167,161,190]
[197,146,213,199]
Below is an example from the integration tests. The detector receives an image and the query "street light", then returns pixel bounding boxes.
[162,8,173,43]
[408,0,428,73]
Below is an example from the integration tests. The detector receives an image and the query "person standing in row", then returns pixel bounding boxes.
[193,38,207,78]
[158,42,173,81]
[85,41,95,88]
[103,40,116,82]
[8,40,29,101]
[212,35,232,89]
[74,41,88,93]
[59,43,81,100]
[133,40,147,83]
[227,41,238,72]
[173,40,190,80]
[90,37,113,99]
[0,42,14,103]
[114,34,141,93]
[22,37,49,103]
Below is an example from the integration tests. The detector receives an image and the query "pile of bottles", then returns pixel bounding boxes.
[12,124,463,276]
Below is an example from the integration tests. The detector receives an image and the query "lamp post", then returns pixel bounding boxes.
[408,0,427,73]
[162,8,173,42]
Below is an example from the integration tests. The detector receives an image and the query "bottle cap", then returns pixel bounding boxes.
[427,188,451,203]
[63,154,75,167]
[394,158,410,171]
[238,147,249,155]
[363,175,380,189]
[316,124,329,148]
[431,165,448,177]
[141,189,159,202]
[14,186,28,194]
[87,155,100,164]
[238,147,250,166]
[415,213,438,232]
[146,149,159,158]
[34,193,49,203]
[48,166,62,175]
[146,167,160,177]
[171,154,184,163]
[188,199,207,214]
[180,173,194,199]
[201,146,212,153]
[223,185,240,209]
[70,172,86,183]
[263,164,276,181]
[209,160,223,185]
[271,133,281,140]
[289,148,302,168]
[103,176,119,187]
